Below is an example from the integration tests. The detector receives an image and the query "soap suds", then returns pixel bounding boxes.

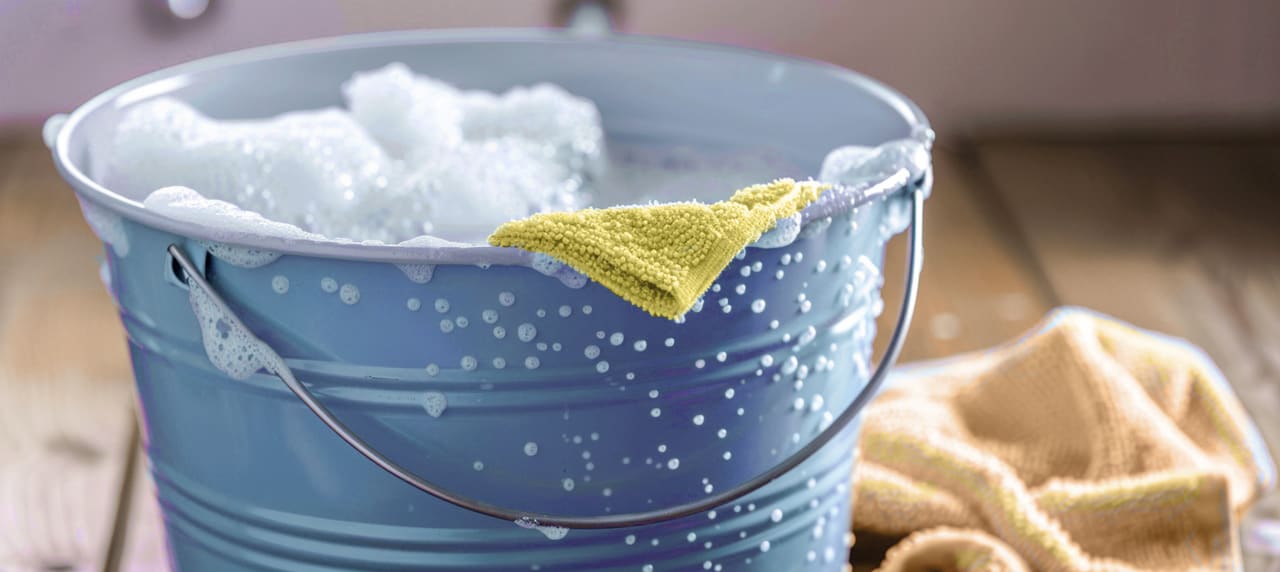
[110,63,604,245]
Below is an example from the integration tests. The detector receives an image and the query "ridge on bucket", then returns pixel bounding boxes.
[50,29,930,572]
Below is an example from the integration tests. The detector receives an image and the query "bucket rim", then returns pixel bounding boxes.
[51,28,930,266]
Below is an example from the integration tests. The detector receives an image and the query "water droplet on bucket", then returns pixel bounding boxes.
[524,442,539,456]
[692,414,705,426]
[434,298,450,313]
[320,277,338,293]
[525,356,540,369]
[759,540,771,552]
[650,408,661,418]
[339,284,359,304]
[596,361,610,373]
[771,508,783,522]
[493,326,506,339]
[797,326,817,346]
[460,356,477,371]
[482,309,499,323]
[473,461,484,471]
[517,323,538,342]
[584,345,601,359]
[633,340,647,352]
[271,275,289,294]
[609,332,624,346]
[562,478,576,491]
[811,394,825,411]
[781,355,799,375]
[667,458,680,470]
[498,292,516,306]
[406,297,421,311]
[558,305,572,317]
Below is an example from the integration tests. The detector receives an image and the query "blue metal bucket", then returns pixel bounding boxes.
[50,30,930,571]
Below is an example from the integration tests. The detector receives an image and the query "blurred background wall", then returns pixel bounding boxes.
[2,0,1278,137]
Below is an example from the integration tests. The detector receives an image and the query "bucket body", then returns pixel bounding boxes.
[52,31,928,571]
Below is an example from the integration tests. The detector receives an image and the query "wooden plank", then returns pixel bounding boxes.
[975,140,1280,570]
[117,448,170,572]
[0,132,136,572]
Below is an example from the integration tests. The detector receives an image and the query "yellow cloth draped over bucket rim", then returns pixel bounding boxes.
[488,178,829,319]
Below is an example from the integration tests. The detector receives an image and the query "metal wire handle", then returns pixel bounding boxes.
[167,184,923,530]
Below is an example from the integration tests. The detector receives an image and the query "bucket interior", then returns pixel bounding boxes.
[60,31,922,210]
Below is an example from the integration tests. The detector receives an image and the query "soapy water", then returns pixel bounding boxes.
[100,63,929,258]
[105,63,603,244]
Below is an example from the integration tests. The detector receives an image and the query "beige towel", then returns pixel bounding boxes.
[855,308,1275,571]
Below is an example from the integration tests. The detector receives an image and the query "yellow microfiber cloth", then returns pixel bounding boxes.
[488,178,828,319]
[855,308,1275,571]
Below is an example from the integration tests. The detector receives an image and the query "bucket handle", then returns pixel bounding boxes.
[167,183,923,530]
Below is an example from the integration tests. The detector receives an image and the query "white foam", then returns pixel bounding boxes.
[201,241,282,268]
[111,65,604,245]
[396,264,435,284]
[819,138,930,188]
[752,213,801,249]
[456,82,605,180]
[421,392,447,418]
[342,63,464,159]
[144,186,330,242]
[187,278,278,381]
[106,98,409,240]
[820,138,930,235]
[514,517,570,541]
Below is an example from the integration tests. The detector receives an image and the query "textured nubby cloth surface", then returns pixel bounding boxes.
[488,178,827,319]
[856,308,1276,571]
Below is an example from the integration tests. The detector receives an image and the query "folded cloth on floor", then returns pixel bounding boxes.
[855,308,1275,571]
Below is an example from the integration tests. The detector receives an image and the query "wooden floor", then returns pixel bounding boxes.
[1,130,1277,570]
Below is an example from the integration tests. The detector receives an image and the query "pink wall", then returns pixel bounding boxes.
[2,0,1278,135]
